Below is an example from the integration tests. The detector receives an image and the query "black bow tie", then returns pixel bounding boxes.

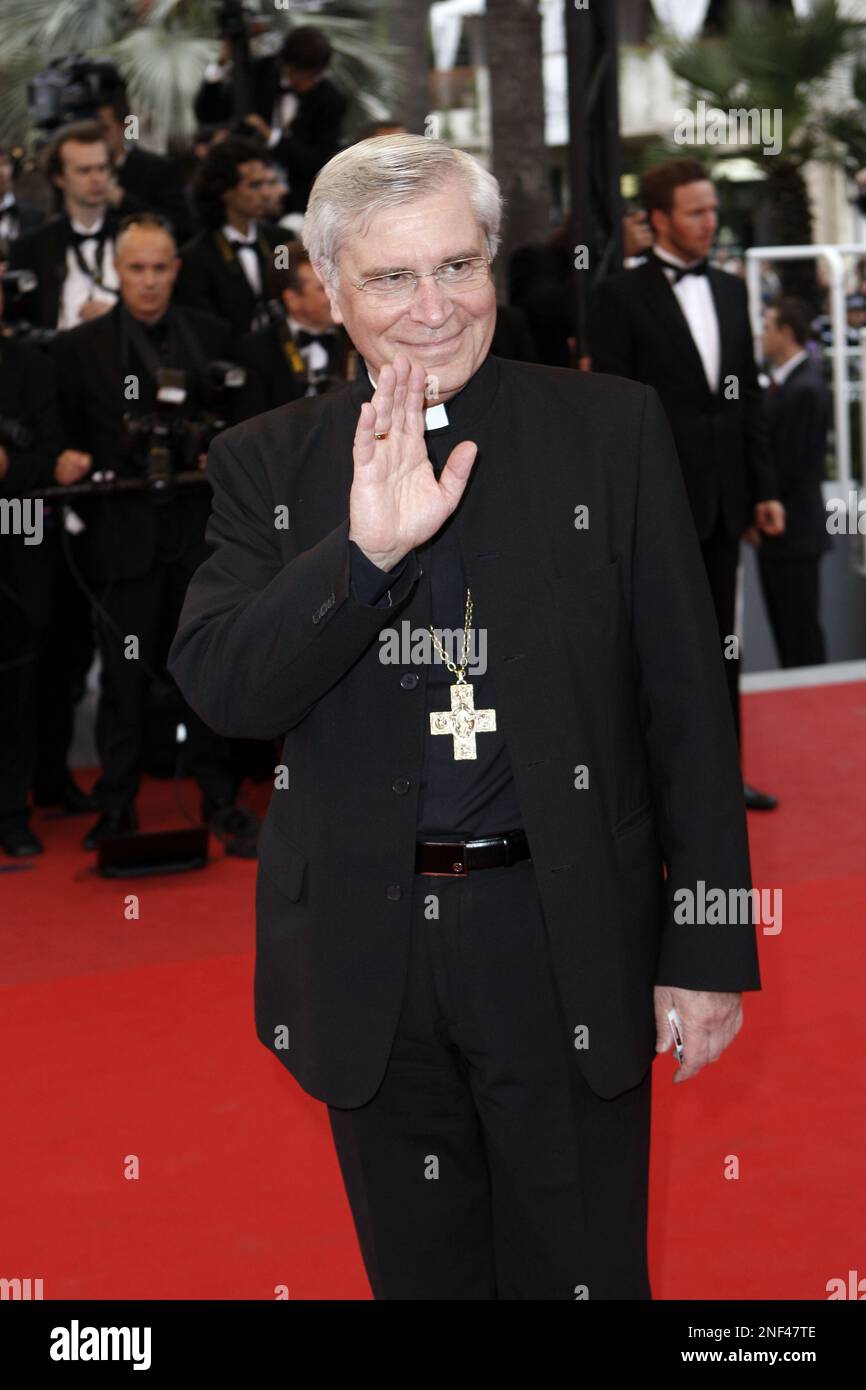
[229,235,258,250]
[296,329,336,348]
[70,226,105,247]
[666,258,709,282]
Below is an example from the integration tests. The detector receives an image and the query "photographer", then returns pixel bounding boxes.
[53,214,257,853]
[9,121,144,330]
[194,25,346,214]
[175,135,285,337]
[95,88,190,245]
[233,247,350,419]
[0,277,93,857]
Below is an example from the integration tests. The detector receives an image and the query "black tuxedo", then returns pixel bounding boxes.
[53,301,231,584]
[757,356,831,667]
[168,353,760,1113]
[232,321,350,419]
[175,224,286,337]
[588,256,774,541]
[8,199,144,328]
[194,64,346,213]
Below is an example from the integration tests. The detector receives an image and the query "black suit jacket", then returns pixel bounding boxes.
[175,224,286,337]
[117,147,190,244]
[53,301,231,583]
[761,357,831,558]
[233,322,351,420]
[588,258,775,540]
[167,353,761,1109]
[0,335,64,628]
[8,198,144,328]
[194,63,346,212]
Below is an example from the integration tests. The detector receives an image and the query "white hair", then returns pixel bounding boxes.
[301,134,504,287]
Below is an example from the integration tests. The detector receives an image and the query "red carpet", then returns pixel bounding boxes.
[2,681,864,1299]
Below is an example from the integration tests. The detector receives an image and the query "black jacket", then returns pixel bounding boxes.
[194,63,346,212]
[167,353,761,1109]
[116,146,190,244]
[175,224,287,338]
[53,301,231,582]
[233,321,351,420]
[760,356,831,558]
[0,334,64,628]
[8,198,144,329]
[588,258,775,540]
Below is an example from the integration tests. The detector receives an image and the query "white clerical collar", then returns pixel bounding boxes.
[366,364,449,428]
[771,347,809,387]
[223,222,257,242]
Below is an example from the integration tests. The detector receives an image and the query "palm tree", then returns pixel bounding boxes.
[663,0,862,303]
[486,0,549,286]
[0,0,400,148]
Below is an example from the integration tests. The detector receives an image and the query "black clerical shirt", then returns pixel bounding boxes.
[347,358,524,838]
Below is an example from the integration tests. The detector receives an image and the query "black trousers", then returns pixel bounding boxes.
[91,552,237,811]
[700,515,741,747]
[0,526,93,830]
[327,856,653,1300]
[757,551,826,669]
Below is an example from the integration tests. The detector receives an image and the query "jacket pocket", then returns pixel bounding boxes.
[258,814,309,901]
[614,799,654,837]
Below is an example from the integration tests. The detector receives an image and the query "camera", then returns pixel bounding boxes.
[121,363,245,499]
[27,55,124,131]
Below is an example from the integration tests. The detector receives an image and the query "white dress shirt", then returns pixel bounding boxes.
[654,245,721,394]
[221,222,262,298]
[0,191,18,246]
[366,365,449,428]
[58,216,119,331]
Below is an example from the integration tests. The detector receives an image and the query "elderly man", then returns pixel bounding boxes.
[167,135,761,1301]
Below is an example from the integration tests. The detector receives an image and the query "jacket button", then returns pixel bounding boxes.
[400,673,419,689]
[392,777,410,795]
[386,884,402,900]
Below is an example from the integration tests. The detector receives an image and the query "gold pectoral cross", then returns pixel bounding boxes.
[429,678,496,760]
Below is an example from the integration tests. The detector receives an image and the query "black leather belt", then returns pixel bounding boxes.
[415,829,530,876]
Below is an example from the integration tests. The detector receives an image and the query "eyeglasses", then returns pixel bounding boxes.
[350,256,491,303]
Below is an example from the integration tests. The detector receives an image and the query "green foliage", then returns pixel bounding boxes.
[0,0,400,146]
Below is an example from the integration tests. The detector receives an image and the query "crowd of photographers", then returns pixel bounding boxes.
[0,26,387,860]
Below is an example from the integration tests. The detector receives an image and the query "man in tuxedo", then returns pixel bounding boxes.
[168,135,760,1300]
[96,89,190,244]
[54,215,256,854]
[176,136,286,337]
[9,122,143,330]
[195,25,346,215]
[756,299,831,668]
[588,158,785,812]
[233,247,350,419]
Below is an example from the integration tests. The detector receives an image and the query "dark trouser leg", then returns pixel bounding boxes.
[0,607,39,831]
[33,528,95,792]
[91,568,167,810]
[700,518,741,749]
[328,859,652,1300]
[161,556,237,807]
[757,552,826,668]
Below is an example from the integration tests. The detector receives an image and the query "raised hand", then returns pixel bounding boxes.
[348,352,478,572]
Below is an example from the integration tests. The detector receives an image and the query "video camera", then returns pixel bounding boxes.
[27,55,125,132]
[121,362,245,500]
